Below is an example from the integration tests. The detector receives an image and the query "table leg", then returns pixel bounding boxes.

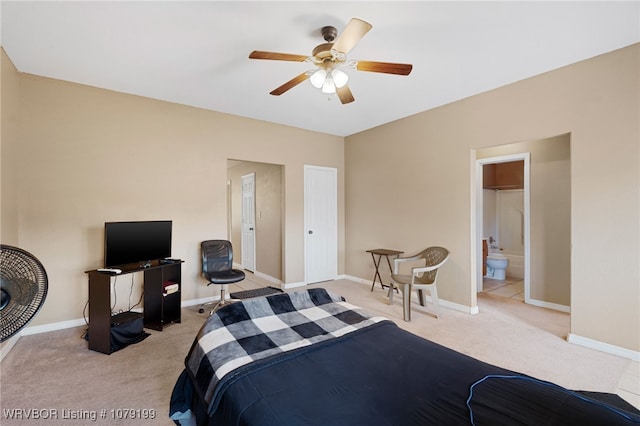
[386,254,400,295]
[370,253,384,291]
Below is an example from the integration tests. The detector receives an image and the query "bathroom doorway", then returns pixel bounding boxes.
[473,134,571,313]
[476,153,531,303]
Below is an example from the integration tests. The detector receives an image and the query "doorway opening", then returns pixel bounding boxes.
[472,134,572,316]
[227,160,284,284]
[475,153,531,304]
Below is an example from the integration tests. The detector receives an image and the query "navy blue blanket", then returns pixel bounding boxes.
[171,289,640,425]
[184,288,387,416]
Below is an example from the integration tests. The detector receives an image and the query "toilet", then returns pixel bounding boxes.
[486,253,509,280]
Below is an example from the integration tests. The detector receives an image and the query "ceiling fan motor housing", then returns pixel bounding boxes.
[321,26,337,42]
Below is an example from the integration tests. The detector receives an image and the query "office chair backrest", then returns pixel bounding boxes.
[201,240,234,275]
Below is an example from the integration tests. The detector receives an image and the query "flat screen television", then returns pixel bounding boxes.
[104,220,172,268]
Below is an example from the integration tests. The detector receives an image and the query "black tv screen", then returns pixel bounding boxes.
[104,221,172,268]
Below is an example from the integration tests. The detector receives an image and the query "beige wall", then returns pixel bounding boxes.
[478,134,571,306]
[2,43,638,353]
[227,160,283,281]
[1,49,20,245]
[345,44,639,352]
[0,49,344,327]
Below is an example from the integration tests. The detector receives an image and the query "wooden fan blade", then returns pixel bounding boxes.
[270,72,310,96]
[249,50,309,62]
[356,60,413,75]
[331,18,372,55]
[336,85,355,104]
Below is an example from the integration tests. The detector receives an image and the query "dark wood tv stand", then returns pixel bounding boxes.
[85,260,183,354]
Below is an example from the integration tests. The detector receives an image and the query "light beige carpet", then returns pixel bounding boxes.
[0,278,634,425]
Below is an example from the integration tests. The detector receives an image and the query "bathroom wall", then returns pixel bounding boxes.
[483,189,497,243]
[484,188,525,279]
[497,189,524,255]
[483,188,524,255]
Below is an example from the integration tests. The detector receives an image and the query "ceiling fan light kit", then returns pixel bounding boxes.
[248,18,412,104]
[310,68,349,94]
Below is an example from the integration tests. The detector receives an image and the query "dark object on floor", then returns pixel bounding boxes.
[230,286,283,300]
[85,311,149,353]
[110,312,149,352]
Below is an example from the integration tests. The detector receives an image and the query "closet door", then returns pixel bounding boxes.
[241,173,256,272]
[304,165,337,284]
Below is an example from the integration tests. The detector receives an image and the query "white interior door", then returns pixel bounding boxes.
[241,173,256,272]
[304,165,337,284]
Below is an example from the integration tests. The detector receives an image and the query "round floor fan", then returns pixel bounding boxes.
[0,244,48,342]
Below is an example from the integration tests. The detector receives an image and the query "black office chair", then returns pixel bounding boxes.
[198,240,246,315]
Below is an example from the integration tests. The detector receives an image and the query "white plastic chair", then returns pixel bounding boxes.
[389,247,449,321]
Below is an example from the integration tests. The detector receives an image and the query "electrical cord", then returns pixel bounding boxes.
[110,275,118,311]
[128,274,134,311]
[466,374,640,425]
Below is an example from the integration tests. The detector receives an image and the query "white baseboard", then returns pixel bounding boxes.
[252,270,282,285]
[23,318,86,336]
[344,275,480,315]
[0,334,21,362]
[527,297,571,313]
[282,281,306,289]
[4,280,635,364]
[568,333,640,362]
[182,296,216,307]
[343,274,369,286]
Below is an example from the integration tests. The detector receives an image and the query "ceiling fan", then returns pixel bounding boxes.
[249,18,413,104]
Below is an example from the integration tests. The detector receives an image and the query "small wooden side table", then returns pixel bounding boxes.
[366,248,404,292]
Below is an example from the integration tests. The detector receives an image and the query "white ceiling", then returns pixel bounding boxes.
[2,1,638,137]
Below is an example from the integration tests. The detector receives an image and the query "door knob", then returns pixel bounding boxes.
[308,230,313,234]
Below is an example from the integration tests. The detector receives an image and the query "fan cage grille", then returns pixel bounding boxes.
[0,245,48,341]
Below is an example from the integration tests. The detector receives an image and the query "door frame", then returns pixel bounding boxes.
[473,153,531,307]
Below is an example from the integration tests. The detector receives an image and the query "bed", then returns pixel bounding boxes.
[170,288,640,425]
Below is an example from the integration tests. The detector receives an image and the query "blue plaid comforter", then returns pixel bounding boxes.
[185,288,387,414]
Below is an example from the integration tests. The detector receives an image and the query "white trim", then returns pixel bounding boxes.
[474,153,532,305]
[2,282,634,363]
[282,281,307,289]
[527,298,571,313]
[252,270,282,285]
[0,334,21,362]
[347,276,479,315]
[568,333,640,362]
[23,318,86,335]
[342,274,369,285]
[181,296,217,307]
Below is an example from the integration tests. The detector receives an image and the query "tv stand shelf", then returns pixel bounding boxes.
[85,260,183,354]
